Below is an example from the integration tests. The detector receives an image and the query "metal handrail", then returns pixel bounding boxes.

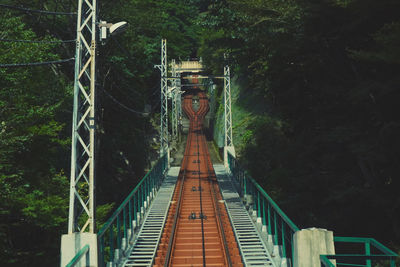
[164,169,186,267]
[226,152,399,267]
[227,152,299,232]
[227,151,299,263]
[97,153,168,266]
[65,245,90,267]
[334,237,398,256]
[320,237,398,267]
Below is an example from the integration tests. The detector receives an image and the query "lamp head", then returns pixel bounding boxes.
[110,21,128,36]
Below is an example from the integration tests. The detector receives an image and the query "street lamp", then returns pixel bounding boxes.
[99,21,128,42]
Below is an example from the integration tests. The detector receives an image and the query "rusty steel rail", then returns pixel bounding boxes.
[154,90,242,267]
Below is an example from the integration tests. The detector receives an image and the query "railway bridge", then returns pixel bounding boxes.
[59,1,398,266]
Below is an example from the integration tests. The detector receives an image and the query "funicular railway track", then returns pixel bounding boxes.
[154,88,243,267]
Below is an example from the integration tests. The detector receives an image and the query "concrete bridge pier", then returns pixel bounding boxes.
[224,146,235,168]
[293,228,336,267]
[60,233,98,267]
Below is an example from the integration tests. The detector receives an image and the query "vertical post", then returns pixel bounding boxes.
[109,227,114,262]
[68,0,97,235]
[61,0,98,265]
[262,198,267,227]
[223,65,235,166]
[224,65,233,147]
[244,174,247,196]
[171,59,178,140]
[133,194,137,221]
[281,220,287,258]
[123,206,127,239]
[267,203,272,235]
[177,73,182,141]
[208,79,216,126]
[365,242,371,267]
[160,39,168,154]
[257,190,261,218]
[117,215,121,249]
[128,199,132,230]
[274,211,279,245]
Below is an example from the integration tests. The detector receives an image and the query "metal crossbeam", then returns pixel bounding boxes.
[68,0,97,234]
[224,66,233,147]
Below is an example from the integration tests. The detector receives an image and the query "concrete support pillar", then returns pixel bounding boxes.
[129,220,137,246]
[136,212,141,225]
[166,147,170,169]
[121,237,127,253]
[127,229,133,243]
[293,228,335,267]
[60,233,98,267]
[224,146,235,168]
[114,248,121,264]
[244,194,253,207]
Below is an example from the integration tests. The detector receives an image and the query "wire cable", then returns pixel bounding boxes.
[0,58,74,68]
[102,88,149,116]
[0,38,76,44]
[0,3,76,15]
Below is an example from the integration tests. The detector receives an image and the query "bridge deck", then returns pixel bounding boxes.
[122,167,179,267]
[214,164,276,267]
[123,93,275,266]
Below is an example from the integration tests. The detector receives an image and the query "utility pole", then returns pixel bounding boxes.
[224,65,235,166]
[177,72,182,142]
[208,78,216,126]
[171,59,178,140]
[224,66,233,147]
[158,39,168,154]
[61,0,99,265]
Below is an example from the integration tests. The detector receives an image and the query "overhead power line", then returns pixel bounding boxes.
[0,38,76,44]
[0,58,74,68]
[0,3,76,15]
[102,89,149,116]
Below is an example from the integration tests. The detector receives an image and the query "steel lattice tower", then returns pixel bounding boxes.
[224,66,233,147]
[68,0,97,234]
[171,59,178,139]
[177,72,182,139]
[160,39,168,153]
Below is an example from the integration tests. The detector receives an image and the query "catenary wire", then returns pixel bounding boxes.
[0,3,76,15]
[0,38,76,44]
[102,88,149,116]
[0,58,74,68]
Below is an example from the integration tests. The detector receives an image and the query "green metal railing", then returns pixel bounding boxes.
[227,152,399,267]
[320,237,398,267]
[97,154,168,266]
[227,152,300,264]
[65,245,90,267]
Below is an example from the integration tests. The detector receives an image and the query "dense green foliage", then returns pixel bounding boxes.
[1,0,399,265]
[199,0,400,251]
[0,0,200,265]
[0,11,71,265]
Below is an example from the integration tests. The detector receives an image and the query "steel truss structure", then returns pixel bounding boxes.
[171,60,182,140]
[68,0,98,234]
[158,39,168,153]
[177,72,182,136]
[224,66,233,147]
[171,59,178,139]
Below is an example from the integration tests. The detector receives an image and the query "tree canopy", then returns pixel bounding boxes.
[199,0,400,250]
[1,0,399,265]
